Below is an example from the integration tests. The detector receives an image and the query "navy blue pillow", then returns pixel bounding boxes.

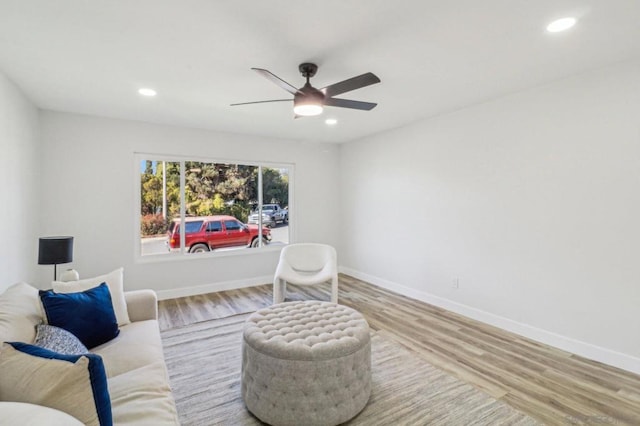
[8,342,112,426]
[39,283,119,349]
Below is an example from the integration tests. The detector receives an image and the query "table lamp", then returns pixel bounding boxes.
[38,236,74,280]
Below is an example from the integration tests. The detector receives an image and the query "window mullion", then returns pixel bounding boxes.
[257,165,263,248]
[179,160,186,254]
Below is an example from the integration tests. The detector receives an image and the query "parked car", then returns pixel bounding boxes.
[247,204,288,228]
[166,215,271,253]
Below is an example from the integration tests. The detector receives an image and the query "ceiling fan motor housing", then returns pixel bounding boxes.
[296,63,324,109]
[295,83,324,105]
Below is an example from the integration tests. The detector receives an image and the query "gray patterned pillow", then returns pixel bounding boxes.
[33,324,89,355]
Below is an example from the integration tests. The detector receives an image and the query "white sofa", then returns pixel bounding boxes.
[0,283,179,425]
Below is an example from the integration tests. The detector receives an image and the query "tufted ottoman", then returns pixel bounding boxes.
[241,301,371,426]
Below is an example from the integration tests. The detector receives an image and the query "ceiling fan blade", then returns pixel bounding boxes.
[321,72,380,98]
[230,99,291,106]
[252,68,301,95]
[324,97,377,111]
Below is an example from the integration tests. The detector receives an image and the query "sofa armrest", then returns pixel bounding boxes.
[0,402,84,426]
[124,290,158,322]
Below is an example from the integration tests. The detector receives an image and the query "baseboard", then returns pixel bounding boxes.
[339,266,640,375]
[156,275,273,301]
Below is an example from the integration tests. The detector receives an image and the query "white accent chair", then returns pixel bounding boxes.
[273,243,339,304]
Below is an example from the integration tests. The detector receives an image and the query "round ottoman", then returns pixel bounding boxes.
[241,301,371,426]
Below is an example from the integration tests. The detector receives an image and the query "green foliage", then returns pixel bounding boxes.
[212,193,225,210]
[140,160,288,236]
[141,175,163,215]
[227,204,250,223]
[192,199,215,216]
[263,168,289,206]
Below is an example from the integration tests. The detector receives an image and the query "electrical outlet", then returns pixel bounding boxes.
[452,278,460,289]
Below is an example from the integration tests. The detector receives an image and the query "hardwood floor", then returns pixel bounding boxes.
[159,274,640,425]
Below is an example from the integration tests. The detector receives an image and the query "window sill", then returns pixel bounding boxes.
[134,242,285,265]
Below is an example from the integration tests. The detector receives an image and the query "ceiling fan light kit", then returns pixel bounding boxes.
[293,65,325,116]
[293,103,323,116]
[231,62,380,118]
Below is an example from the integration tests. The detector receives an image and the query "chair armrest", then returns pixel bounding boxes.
[124,290,158,322]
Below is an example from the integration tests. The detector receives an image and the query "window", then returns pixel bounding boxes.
[224,220,241,231]
[138,156,291,258]
[173,221,204,234]
[206,221,222,233]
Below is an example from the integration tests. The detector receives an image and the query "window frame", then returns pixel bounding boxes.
[134,152,294,263]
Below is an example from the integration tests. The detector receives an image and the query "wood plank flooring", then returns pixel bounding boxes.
[158,274,640,425]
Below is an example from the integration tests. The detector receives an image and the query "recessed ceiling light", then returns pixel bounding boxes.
[325,118,338,126]
[546,17,577,33]
[138,88,157,97]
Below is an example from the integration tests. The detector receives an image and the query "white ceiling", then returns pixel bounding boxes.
[1,1,640,143]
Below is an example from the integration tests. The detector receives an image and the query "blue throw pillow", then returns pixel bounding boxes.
[39,283,119,349]
[0,342,113,426]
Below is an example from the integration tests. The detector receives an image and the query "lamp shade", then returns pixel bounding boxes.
[38,236,74,265]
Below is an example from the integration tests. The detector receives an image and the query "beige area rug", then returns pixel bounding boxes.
[161,314,540,426]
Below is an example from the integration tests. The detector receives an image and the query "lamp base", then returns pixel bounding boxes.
[60,269,79,282]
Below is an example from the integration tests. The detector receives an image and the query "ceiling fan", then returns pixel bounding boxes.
[231,63,381,117]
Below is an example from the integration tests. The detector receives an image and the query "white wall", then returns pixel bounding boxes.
[39,112,340,296]
[340,59,640,373]
[0,72,40,292]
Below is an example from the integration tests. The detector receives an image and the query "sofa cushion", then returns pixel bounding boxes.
[34,324,89,355]
[40,283,119,349]
[0,282,42,344]
[108,360,180,425]
[0,342,112,426]
[92,320,165,378]
[53,268,131,326]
